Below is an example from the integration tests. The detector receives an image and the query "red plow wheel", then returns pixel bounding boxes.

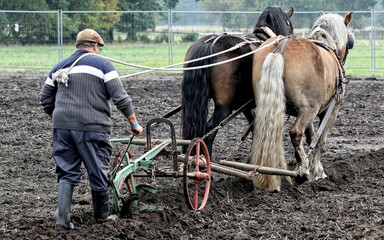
[117,149,136,193]
[183,138,211,210]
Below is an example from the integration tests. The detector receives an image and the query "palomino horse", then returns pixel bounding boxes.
[250,11,354,190]
[181,6,294,158]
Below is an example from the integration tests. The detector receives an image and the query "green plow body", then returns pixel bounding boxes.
[111,138,172,217]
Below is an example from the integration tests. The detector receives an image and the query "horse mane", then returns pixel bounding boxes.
[309,13,348,51]
[252,6,293,37]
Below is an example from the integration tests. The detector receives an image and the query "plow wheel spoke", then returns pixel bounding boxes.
[183,138,211,210]
[117,149,137,193]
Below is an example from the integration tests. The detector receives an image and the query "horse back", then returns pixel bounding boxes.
[210,35,255,107]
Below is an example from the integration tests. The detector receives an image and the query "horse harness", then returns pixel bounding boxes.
[204,25,281,53]
[204,32,228,51]
[204,32,264,53]
[309,40,350,150]
[311,40,348,96]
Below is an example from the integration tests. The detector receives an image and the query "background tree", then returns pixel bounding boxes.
[0,0,56,44]
[198,0,379,31]
[197,0,379,11]
[116,0,179,42]
[162,0,179,9]
[90,0,121,42]
[0,0,121,44]
[199,0,251,31]
[0,0,9,42]
[116,0,162,42]
[46,0,121,43]
[260,0,379,29]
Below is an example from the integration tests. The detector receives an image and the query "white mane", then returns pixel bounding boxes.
[309,13,348,51]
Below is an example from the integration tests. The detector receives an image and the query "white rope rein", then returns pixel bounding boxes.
[119,38,261,79]
[118,36,284,72]
[53,35,285,85]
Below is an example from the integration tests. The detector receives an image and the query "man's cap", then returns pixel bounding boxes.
[76,29,104,46]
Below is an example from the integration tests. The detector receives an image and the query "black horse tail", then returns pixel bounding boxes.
[182,40,213,142]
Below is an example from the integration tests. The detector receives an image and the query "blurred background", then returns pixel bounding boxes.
[0,0,383,76]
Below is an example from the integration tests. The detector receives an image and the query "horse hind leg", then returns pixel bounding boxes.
[309,102,342,181]
[289,112,318,182]
[305,123,315,146]
[204,104,232,161]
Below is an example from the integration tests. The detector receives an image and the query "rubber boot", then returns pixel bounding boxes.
[54,182,74,230]
[91,189,110,222]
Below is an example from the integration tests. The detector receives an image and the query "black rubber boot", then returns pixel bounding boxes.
[91,189,110,222]
[55,182,74,230]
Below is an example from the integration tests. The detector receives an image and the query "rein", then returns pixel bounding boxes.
[53,36,288,85]
[54,26,281,84]
[309,79,348,151]
[308,42,349,150]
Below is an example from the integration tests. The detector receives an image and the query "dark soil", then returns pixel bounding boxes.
[0,72,383,240]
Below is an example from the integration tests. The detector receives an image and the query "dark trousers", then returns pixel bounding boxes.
[52,129,113,191]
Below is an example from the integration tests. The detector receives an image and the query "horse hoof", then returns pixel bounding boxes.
[295,175,308,185]
[314,173,327,181]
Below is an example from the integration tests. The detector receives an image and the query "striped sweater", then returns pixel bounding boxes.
[40,49,134,133]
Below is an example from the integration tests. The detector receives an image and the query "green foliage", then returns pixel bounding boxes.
[198,0,380,12]
[117,0,163,41]
[138,34,151,43]
[154,33,168,43]
[162,0,179,9]
[181,32,198,42]
[197,0,380,32]
[1,0,50,10]
[46,0,93,10]
[0,12,9,41]
[234,0,380,11]
[0,0,57,44]
[0,0,121,44]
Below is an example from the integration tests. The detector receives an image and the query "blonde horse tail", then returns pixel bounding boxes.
[251,52,287,191]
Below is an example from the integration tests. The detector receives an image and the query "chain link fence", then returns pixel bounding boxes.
[0,9,383,72]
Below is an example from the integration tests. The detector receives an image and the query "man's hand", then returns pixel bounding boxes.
[127,113,142,136]
[131,124,143,136]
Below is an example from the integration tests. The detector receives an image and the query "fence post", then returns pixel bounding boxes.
[57,10,61,62]
[370,9,376,71]
[168,9,174,65]
[59,9,63,61]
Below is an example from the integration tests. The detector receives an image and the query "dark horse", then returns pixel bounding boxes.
[181,6,294,159]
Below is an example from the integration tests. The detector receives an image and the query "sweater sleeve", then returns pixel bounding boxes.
[101,60,135,117]
[105,76,134,117]
[40,76,57,114]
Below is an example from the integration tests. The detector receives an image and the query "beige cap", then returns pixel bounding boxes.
[76,29,104,46]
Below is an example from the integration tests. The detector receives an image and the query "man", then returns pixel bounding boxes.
[40,29,143,230]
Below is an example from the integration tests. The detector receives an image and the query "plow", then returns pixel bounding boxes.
[110,103,299,218]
